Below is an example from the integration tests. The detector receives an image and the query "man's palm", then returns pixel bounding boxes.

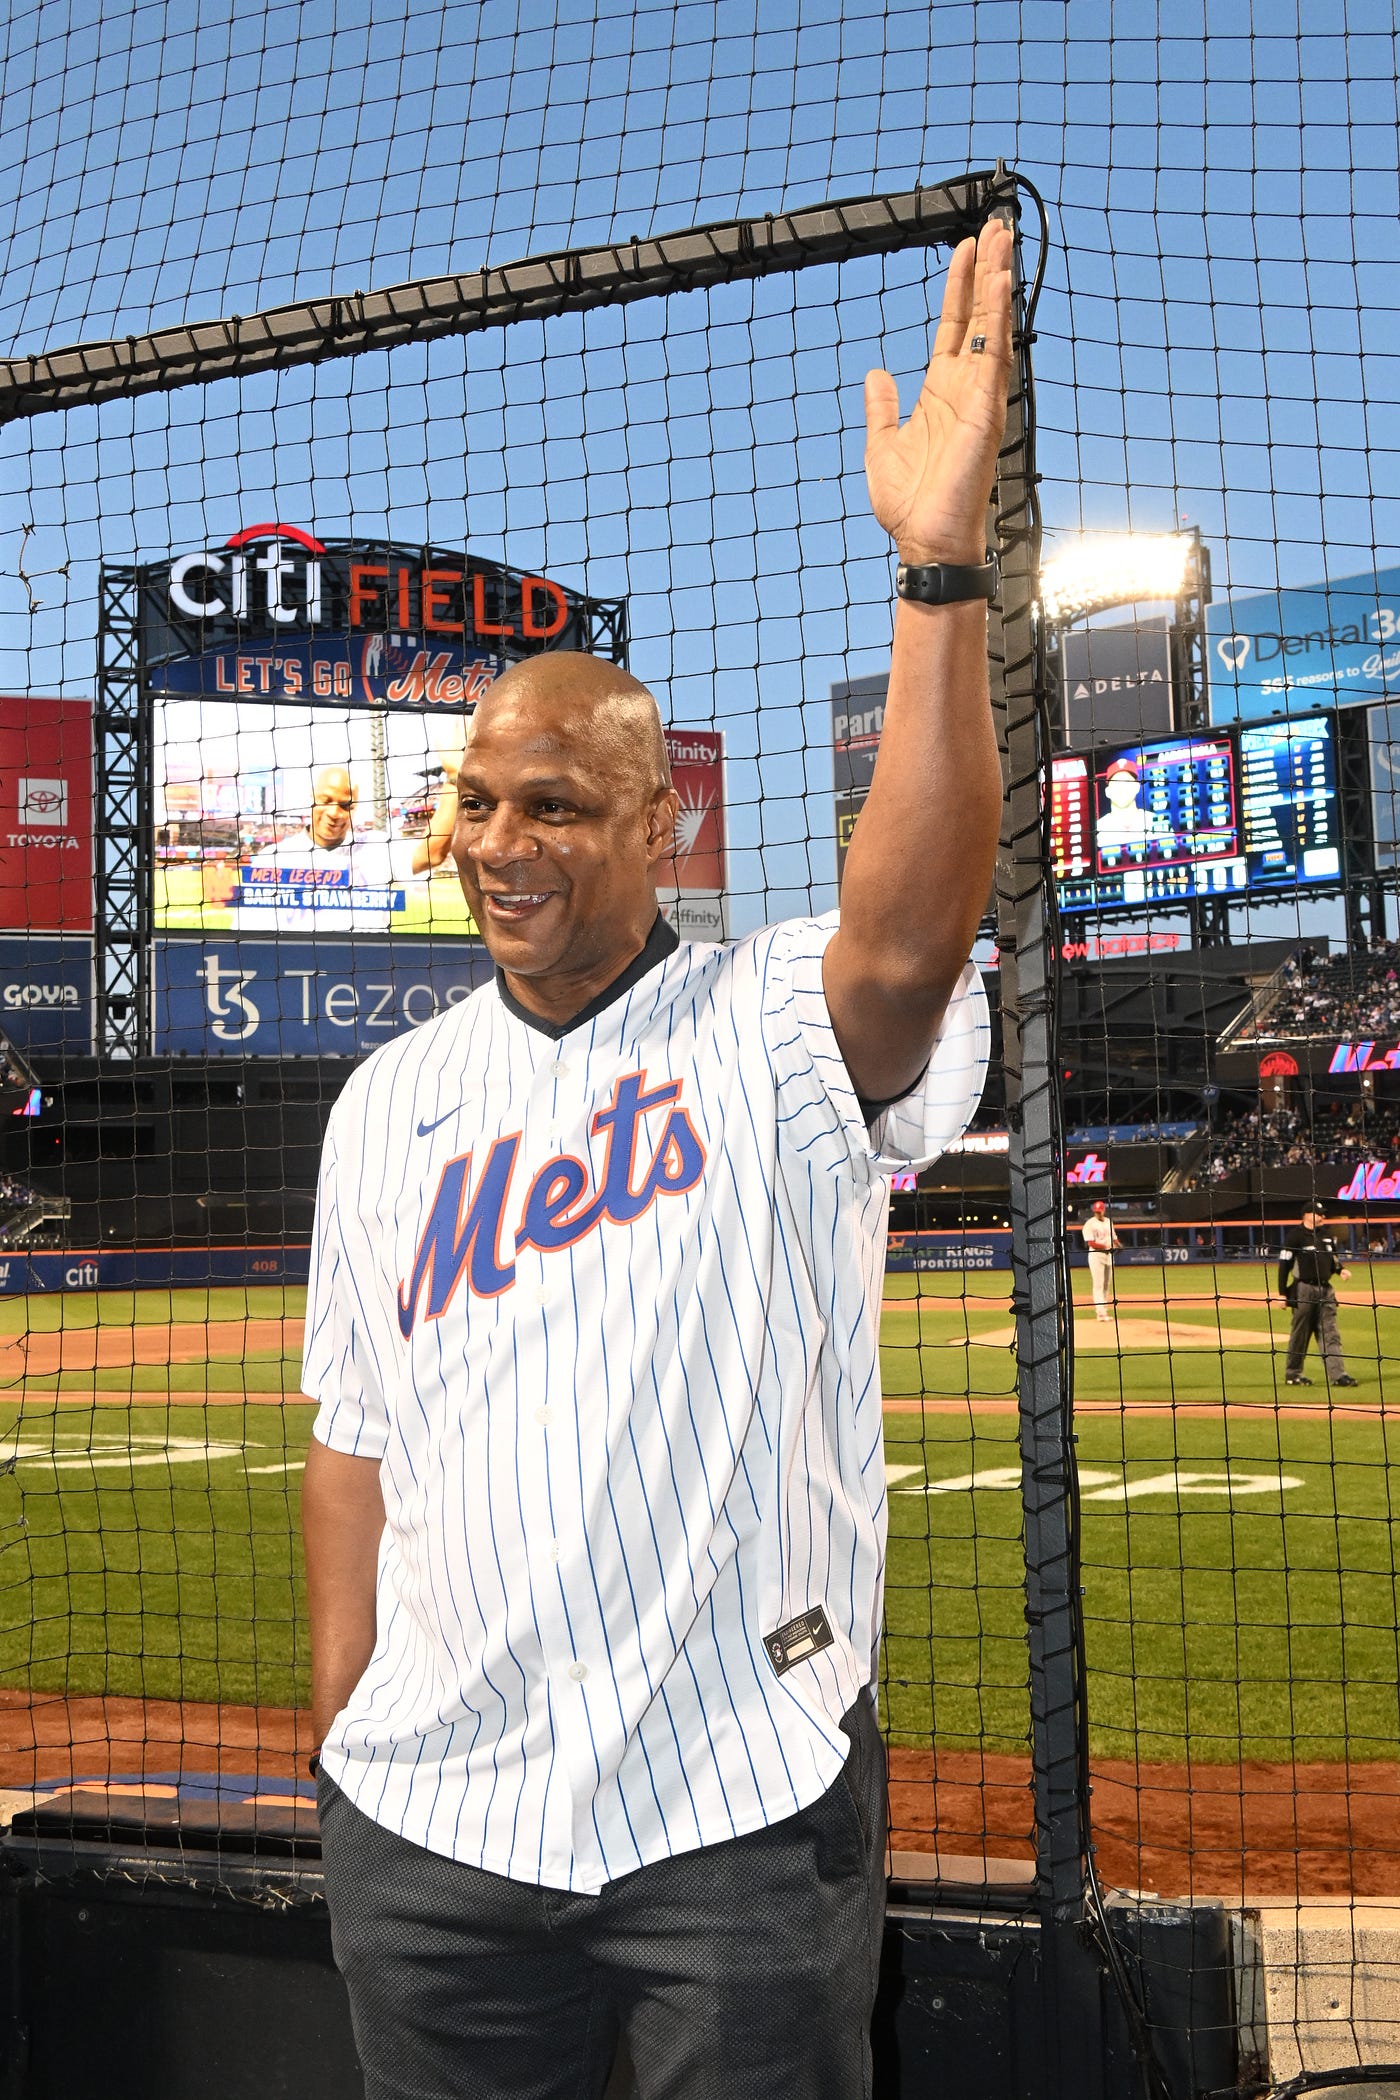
[864,219,1014,567]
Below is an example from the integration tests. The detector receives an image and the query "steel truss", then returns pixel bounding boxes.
[94,567,151,1059]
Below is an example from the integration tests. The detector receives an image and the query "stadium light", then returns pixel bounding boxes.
[1038,531,1199,625]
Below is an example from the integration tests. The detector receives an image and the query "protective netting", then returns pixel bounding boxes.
[0,181,1044,1888]
[0,6,1398,2095]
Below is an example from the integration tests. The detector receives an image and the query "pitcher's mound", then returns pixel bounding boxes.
[967,1315,1280,1351]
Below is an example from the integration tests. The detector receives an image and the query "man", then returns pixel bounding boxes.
[1279,1205,1359,1387]
[301,219,1011,2099]
[1081,1197,1120,1322]
[1095,757,1175,856]
[210,759,460,932]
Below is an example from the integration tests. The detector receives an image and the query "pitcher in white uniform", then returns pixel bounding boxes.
[1082,1197,1120,1321]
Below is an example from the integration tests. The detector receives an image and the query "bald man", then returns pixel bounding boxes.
[220,760,460,932]
[302,221,1011,2100]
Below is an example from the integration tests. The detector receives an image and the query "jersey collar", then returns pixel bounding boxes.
[494,913,681,1040]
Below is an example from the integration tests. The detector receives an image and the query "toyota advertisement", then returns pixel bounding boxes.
[0,696,93,932]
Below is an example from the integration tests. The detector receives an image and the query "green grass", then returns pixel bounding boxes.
[0,1398,314,1709]
[3,1271,1400,1764]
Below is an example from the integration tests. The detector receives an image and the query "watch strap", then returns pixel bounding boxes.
[895,555,999,606]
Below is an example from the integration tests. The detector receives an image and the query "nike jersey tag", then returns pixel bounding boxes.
[764,1606,834,1677]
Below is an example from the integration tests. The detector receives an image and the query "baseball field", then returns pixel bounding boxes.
[2,1266,1398,1896]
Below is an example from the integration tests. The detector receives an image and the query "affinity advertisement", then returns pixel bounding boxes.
[154,938,495,1056]
[0,697,93,932]
[0,1246,314,1295]
[1206,564,1400,721]
[658,727,727,940]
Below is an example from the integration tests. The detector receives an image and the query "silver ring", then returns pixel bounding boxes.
[969,335,987,354]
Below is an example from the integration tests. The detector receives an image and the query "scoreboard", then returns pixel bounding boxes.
[1053,714,1346,913]
[1237,716,1342,890]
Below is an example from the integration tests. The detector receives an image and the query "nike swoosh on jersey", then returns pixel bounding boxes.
[416,1109,463,1136]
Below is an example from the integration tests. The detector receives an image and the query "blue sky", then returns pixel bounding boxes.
[0,0,1396,930]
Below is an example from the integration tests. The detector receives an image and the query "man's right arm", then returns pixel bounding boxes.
[302,1437,386,1752]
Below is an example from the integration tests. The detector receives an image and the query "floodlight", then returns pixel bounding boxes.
[1038,532,1198,624]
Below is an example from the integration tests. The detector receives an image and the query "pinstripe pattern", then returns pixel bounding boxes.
[304,912,988,1893]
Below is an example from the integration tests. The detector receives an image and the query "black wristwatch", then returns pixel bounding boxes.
[895,553,999,606]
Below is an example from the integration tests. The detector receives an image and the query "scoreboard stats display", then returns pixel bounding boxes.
[1236,715,1343,891]
[1052,715,1344,913]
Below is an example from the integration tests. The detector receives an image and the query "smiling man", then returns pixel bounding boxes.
[215,760,462,932]
[301,218,1011,2100]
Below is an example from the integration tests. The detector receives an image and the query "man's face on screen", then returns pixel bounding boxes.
[450,664,676,1002]
[309,769,356,849]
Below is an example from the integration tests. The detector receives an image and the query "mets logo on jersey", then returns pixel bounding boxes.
[397,1070,706,1331]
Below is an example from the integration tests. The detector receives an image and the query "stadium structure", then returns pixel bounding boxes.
[0,9,1398,2098]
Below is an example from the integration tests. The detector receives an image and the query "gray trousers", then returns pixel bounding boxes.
[317,1694,888,2100]
[1286,1282,1347,1378]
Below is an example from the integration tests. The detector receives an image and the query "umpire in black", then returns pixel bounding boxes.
[1278,1208,1358,1387]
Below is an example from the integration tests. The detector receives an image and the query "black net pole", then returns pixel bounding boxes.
[990,201,1085,1916]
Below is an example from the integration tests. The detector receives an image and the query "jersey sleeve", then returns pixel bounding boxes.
[767,911,990,1174]
[301,1104,393,1459]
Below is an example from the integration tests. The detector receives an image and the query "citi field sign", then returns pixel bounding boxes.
[137,525,597,713]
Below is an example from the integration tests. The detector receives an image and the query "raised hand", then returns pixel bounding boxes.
[863,217,1014,569]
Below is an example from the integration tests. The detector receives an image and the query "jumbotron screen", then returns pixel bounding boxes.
[1054,716,1343,913]
[1236,714,1343,891]
[155,698,480,938]
[1057,732,1238,912]
[144,533,601,941]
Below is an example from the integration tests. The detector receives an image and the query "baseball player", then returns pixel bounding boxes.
[1081,1198,1120,1321]
[301,219,1011,2099]
[1278,1206,1359,1387]
[207,761,460,931]
[1094,757,1175,856]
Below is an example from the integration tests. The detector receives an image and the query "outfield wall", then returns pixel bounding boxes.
[0,1244,312,1294]
[5,1228,1396,1292]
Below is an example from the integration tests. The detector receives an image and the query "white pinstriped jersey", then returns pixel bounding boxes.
[304,912,988,1893]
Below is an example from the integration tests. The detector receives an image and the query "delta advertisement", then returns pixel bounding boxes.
[1206,564,1400,721]
[142,526,605,942]
[1059,619,1173,748]
[0,697,93,933]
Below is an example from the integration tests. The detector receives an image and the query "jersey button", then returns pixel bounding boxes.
[549,1543,561,1563]
[567,1662,587,1681]
[534,1405,552,1425]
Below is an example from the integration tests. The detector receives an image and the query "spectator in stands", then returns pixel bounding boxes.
[1253,940,1400,1040]
[1189,1100,1400,1186]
